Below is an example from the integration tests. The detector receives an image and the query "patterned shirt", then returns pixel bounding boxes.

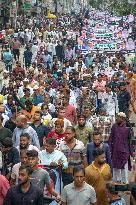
[76,91,97,114]
[59,139,86,174]
[109,198,126,205]
[75,126,92,146]
[91,115,112,142]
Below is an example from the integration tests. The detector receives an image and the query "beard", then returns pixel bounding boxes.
[18,178,28,185]
[98,160,105,165]
[79,123,86,128]
[16,125,22,129]
[20,144,28,149]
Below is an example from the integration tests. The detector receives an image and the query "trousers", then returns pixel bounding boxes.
[113,162,128,184]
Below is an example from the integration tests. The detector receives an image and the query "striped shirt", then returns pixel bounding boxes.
[59,139,86,174]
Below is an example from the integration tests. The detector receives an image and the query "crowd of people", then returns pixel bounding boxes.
[0,7,135,205]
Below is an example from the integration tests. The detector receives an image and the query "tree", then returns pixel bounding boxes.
[89,0,136,16]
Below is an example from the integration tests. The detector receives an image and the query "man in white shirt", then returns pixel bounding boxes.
[31,42,39,62]
[74,57,86,71]
[61,166,97,205]
[102,84,118,120]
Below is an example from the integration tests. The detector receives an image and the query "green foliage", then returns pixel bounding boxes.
[89,0,136,16]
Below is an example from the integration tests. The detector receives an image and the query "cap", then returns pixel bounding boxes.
[3,70,9,73]
[33,85,39,90]
[23,78,29,82]
[117,112,126,118]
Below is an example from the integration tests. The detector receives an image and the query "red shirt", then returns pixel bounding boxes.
[0,175,10,205]
[45,130,65,149]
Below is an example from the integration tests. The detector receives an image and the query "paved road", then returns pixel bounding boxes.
[1,46,136,204]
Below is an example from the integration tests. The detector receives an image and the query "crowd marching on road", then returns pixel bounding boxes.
[0,6,135,205]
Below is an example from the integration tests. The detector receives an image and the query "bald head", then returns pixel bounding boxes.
[0,105,5,113]
[16,115,27,128]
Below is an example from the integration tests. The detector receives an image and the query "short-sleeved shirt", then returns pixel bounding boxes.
[61,182,96,205]
[109,198,126,205]
[3,183,43,205]
[31,168,50,192]
[60,139,86,174]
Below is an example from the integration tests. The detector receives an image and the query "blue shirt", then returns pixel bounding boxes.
[3,52,13,61]
[33,95,44,106]
[87,142,112,167]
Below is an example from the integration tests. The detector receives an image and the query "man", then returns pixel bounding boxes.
[20,88,33,106]
[11,37,21,61]
[85,147,111,205]
[39,138,68,168]
[11,150,28,185]
[85,53,94,68]
[84,106,94,130]
[91,107,112,142]
[17,133,39,153]
[33,85,44,106]
[65,45,74,61]
[2,137,20,176]
[20,100,40,123]
[0,103,9,126]
[130,184,136,205]
[42,50,52,68]
[55,41,64,62]
[126,72,136,115]
[0,175,10,205]
[106,183,126,205]
[0,114,12,143]
[38,94,55,114]
[31,42,39,62]
[92,74,106,112]
[87,130,112,167]
[75,114,92,146]
[30,111,50,147]
[74,56,86,71]
[51,107,71,131]
[4,95,16,118]
[77,87,96,115]
[102,84,118,120]
[3,49,13,72]
[12,61,25,78]
[62,96,77,126]
[26,150,61,202]
[60,126,87,186]
[118,82,131,119]
[3,165,43,205]
[109,112,132,184]
[23,47,33,69]
[1,70,9,90]
[4,108,17,133]
[61,166,97,205]
[12,115,40,149]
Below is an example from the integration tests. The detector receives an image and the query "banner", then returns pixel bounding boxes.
[94,33,113,38]
[38,165,61,205]
[94,43,117,49]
